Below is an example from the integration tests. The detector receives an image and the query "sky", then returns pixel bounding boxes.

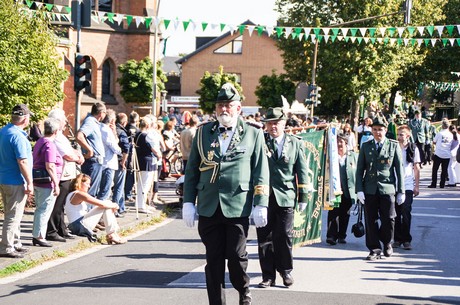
[158,0,279,57]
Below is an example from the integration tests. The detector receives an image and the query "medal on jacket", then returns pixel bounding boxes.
[207,151,214,161]
[211,139,219,148]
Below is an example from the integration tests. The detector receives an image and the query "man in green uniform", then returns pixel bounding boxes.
[256,107,309,288]
[356,116,405,260]
[408,109,430,165]
[182,83,270,305]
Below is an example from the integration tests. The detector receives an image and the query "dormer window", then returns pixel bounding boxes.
[214,36,243,54]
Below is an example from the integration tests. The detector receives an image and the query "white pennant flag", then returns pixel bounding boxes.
[247,25,255,36]
[359,28,367,37]
[377,38,383,43]
[303,28,311,37]
[228,24,237,35]
[389,39,395,45]
[417,39,423,46]
[323,34,329,43]
[404,38,409,46]
[35,2,43,9]
[431,39,437,47]
[436,25,444,37]
[154,16,161,28]
[211,23,219,30]
[98,11,106,22]
[298,33,304,41]
[397,27,405,37]
[266,26,274,36]
[190,20,197,31]
[341,28,349,36]
[116,14,124,25]
[457,25,460,36]
[55,5,63,13]
[449,38,455,46]
[417,26,425,35]
[337,36,344,41]
[135,16,143,28]
[173,19,180,31]
[323,27,330,36]
[310,34,316,43]
[364,37,369,44]
[91,15,99,24]
[350,36,356,43]
[379,27,386,37]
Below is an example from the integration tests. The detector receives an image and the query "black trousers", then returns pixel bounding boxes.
[424,144,433,163]
[363,192,396,253]
[327,196,353,240]
[431,154,450,187]
[256,193,294,281]
[395,190,414,243]
[415,141,425,164]
[46,179,72,238]
[198,205,250,305]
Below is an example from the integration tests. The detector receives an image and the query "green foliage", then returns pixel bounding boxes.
[275,0,447,115]
[0,0,68,125]
[255,71,296,109]
[196,66,243,114]
[117,57,167,104]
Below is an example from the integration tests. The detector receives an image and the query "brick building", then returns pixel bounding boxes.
[47,0,159,129]
[176,20,286,113]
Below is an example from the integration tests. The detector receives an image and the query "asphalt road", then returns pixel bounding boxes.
[0,166,459,305]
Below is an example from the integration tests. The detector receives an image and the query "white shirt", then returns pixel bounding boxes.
[434,129,453,159]
[218,124,237,155]
[401,144,421,191]
[100,124,121,170]
[65,191,90,223]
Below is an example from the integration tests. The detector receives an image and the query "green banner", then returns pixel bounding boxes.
[292,130,326,247]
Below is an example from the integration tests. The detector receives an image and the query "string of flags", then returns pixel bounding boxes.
[423,81,460,92]
[22,0,460,47]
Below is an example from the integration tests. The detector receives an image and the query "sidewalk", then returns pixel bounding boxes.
[0,176,181,271]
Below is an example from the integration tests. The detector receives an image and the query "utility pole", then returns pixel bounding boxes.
[152,0,161,116]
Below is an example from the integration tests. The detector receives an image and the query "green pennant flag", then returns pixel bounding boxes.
[220,23,226,31]
[202,22,208,31]
[45,3,54,11]
[457,38,460,47]
[183,20,190,31]
[384,37,390,45]
[331,28,339,36]
[106,13,115,23]
[357,37,363,44]
[344,36,349,42]
[163,19,171,29]
[64,6,71,14]
[331,35,337,42]
[350,28,358,37]
[424,38,430,46]
[313,28,321,37]
[25,0,33,8]
[387,28,396,37]
[370,37,376,44]
[442,38,448,46]
[369,28,376,37]
[126,15,133,27]
[145,17,152,28]
[446,25,454,36]
[275,27,283,37]
[292,130,326,247]
[410,39,416,46]
[256,25,264,36]
[317,34,323,42]
[294,27,302,35]
[407,26,415,36]
[397,38,402,45]
[238,25,245,35]
[426,25,434,36]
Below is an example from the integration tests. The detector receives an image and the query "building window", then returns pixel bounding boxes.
[92,0,113,12]
[214,36,243,54]
[102,60,112,95]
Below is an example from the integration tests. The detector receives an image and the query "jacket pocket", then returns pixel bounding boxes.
[196,182,205,190]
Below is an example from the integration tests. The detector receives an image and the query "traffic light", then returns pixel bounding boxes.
[404,0,412,24]
[74,53,91,92]
[307,84,322,106]
[71,0,92,28]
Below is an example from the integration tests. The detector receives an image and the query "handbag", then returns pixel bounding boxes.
[351,203,365,238]
[32,168,51,184]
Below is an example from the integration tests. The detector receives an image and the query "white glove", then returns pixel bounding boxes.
[253,205,268,228]
[357,192,365,204]
[182,202,196,228]
[298,202,308,213]
[396,193,406,205]
[425,140,429,145]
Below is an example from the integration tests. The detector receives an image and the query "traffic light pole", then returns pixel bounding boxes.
[75,0,82,131]
[151,0,161,117]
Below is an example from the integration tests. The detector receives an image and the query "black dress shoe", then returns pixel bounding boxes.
[281,273,294,287]
[365,251,381,261]
[32,238,52,247]
[337,238,347,244]
[63,233,76,239]
[0,251,24,258]
[47,235,66,242]
[258,279,275,288]
[239,290,252,305]
[115,212,125,218]
[427,185,436,188]
[384,245,393,257]
[326,238,337,245]
[15,246,29,253]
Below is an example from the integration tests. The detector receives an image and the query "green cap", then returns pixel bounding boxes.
[216,83,241,102]
[371,115,388,128]
[263,107,287,122]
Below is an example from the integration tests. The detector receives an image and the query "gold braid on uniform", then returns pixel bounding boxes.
[197,126,220,183]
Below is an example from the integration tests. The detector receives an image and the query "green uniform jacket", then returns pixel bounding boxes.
[183,118,270,218]
[341,151,358,204]
[408,118,429,143]
[265,133,309,207]
[355,138,405,195]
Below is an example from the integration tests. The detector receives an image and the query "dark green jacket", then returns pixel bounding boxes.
[355,138,405,195]
[183,118,270,218]
[265,133,309,208]
[340,151,358,204]
[408,118,430,143]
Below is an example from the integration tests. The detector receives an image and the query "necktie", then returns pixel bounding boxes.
[377,142,382,153]
[272,139,279,158]
[219,126,232,133]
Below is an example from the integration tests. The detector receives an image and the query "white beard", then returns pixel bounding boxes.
[217,114,235,127]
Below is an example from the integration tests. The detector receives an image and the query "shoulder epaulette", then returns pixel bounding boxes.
[388,138,399,143]
[245,121,264,129]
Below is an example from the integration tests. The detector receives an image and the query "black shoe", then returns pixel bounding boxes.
[365,251,381,261]
[32,238,52,247]
[14,246,29,253]
[446,184,456,187]
[326,238,337,245]
[258,279,275,288]
[239,290,252,305]
[47,235,66,242]
[440,185,445,188]
[0,251,24,258]
[337,238,347,244]
[392,241,401,248]
[403,242,412,250]
[115,212,125,218]
[63,233,76,239]
[384,245,393,257]
[427,185,436,188]
[281,273,294,287]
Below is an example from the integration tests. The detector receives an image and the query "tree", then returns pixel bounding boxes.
[0,1,68,125]
[196,66,243,114]
[255,71,296,109]
[117,57,167,104]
